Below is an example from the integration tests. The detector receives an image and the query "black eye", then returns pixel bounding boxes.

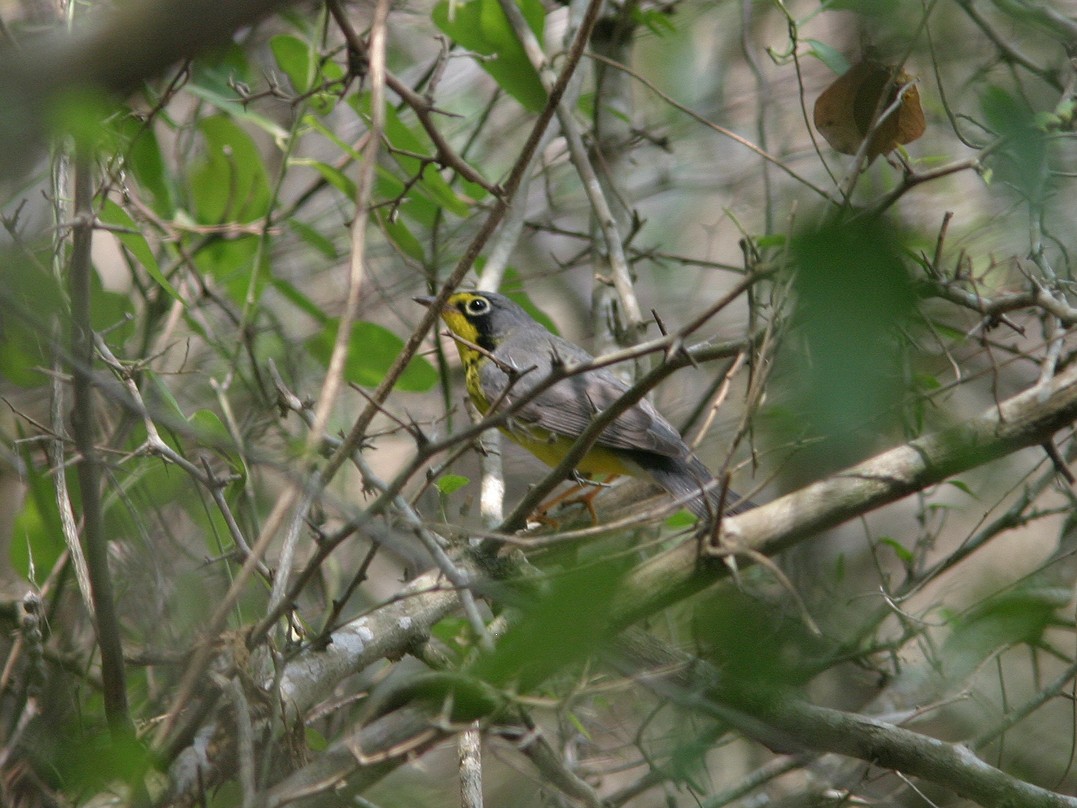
[466,297,490,315]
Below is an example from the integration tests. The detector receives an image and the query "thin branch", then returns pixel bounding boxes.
[587,52,832,203]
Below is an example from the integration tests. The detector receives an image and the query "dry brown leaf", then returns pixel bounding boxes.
[813,58,926,161]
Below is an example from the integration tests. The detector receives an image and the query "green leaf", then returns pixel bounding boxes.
[191,235,263,302]
[664,509,696,529]
[305,727,328,752]
[804,39,849,75]
[293,156,357,199]
[271,34,316,94]
[432,0,547,112]
[913,372,941,391]
[630,6,676,36]
[979,85,1048,204]
[271,276,328,324]
[90,272,135,342]
[98,199,181,300]
[785,218,916,452]
[185,44,290,139]
[877,536,914,564]
[944,585,1065,679]
[190,409,233,446]
[296,122,448,229]
[753,233,787,249]
[10,460,66,582]
[306,319,438,392]
[145,369,188,424]
[499,268,559,335]
[270,34,344,115]
[0,257,64,388]
[287,218,340,260]
[113,112,176,216]
[47,87,119,154]
[472,558,628,691]
[188,116,271,224]
[374,208,426,263]
[946,479,977,499]
[436,474,470,495]
[352,94,472,217]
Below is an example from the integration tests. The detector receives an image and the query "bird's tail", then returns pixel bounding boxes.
[644,452,752,522]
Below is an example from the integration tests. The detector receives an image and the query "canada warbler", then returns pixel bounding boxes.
[417,291,744,521]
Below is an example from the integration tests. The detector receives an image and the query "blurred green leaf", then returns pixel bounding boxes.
[352,94,472,217]
[192,235,263,302]
[293,155,357,198]
[877,536,913,564]
[947,479,975,498]
[90,271,135,342]
[754,233,787,249]
[436,474,470,495]
[99,199,180,300]
[432,0,547,112]
[472,559,627,691]
[630,5,676,36]
[10,459,66,583]
[804,39,849,75]
[943,585,1065,679]
[287,218,341,260]
[189,116,271,224]
[980,85,1049,205]
[271,34,316,94]
[49,725,152,793]
[305,727,328,752]
[113,112,176,216]
[47,87,118,154]
[500,268,559,334]
[782,217,916,459]
[664,509,696,529]
[190,408,233,447]
[271,275,328,323]
[374,208,426,263]
[186,44,290,139]
[0,255,64,388]
[692,586,825,691]
[145,369,189,424]
[270,33,343,115]
[306,319,438,391]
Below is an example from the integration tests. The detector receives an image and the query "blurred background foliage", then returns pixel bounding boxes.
[1,0,1077,805]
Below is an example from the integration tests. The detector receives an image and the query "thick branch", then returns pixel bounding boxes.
[614,630,1077,808]
[614,359,1077,625]
[69,153,131,740]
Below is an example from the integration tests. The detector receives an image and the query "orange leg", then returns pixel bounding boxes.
[533,475,619,524]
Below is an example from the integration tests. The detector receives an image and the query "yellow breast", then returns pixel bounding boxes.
[464,356,635,477]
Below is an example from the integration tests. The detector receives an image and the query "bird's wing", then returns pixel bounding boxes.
[479,341,686,458]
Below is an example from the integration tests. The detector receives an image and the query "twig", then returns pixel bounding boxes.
[48,326,95,620]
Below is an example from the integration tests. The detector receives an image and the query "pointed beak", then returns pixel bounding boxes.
[413,295,437,308]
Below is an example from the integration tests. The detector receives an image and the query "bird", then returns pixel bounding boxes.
[416,290,746,523]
